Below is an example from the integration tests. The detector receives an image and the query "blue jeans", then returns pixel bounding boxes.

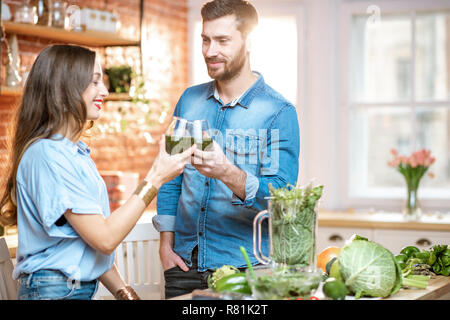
[17,269,99,300]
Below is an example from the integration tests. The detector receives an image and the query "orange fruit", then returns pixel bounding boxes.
[317,246,341,273]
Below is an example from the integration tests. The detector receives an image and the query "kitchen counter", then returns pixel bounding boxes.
[318,210,450,231]
[171,275,450,300]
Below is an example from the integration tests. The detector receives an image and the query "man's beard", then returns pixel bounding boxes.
[206,44,247,81]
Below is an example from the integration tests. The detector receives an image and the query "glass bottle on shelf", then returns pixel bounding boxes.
[33,0,52,26]
[51,1,67,28]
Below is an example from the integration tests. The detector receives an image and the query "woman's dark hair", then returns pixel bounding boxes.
[201,0,258,38]
[0,44,96,226]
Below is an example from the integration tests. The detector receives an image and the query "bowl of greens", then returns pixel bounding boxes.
[246,264,322,300]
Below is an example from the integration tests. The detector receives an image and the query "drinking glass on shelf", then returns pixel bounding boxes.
[191,119,213,151]
[165,117,192,155]
[14,0,38,24]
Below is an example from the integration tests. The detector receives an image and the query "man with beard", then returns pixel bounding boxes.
[153,0,300,299]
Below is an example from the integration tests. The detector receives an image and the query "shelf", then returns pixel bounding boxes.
[105,93,132,101]
[0,86,22,97]
[0,86,132,102]
[2,21,140,47]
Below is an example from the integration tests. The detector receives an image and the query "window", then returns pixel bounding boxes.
[345,2,450,207]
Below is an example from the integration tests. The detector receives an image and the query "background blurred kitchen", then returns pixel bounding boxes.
[1,0,450,220]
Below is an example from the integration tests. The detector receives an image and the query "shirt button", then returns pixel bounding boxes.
[199,232,203,236]
[205,181,209,187]
[201,207,205,212]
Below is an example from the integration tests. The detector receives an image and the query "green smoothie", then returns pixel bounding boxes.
[166,135,213,154]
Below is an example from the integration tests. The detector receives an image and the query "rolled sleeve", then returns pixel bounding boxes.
[231,171,259,207]
[155,174,183,232]
[152,214,177,232]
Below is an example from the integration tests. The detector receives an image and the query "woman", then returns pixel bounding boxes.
[0,44,195,300]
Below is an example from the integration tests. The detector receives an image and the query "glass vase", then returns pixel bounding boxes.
[403,181,422,221]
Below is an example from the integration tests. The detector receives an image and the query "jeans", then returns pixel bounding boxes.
[17,269,99,300]
[164,246,212,299]
[164,246,248,299]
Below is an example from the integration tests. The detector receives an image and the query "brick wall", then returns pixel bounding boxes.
[0,0,188,211]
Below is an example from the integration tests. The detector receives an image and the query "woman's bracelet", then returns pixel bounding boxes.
[114,285,141,300]
[133,180,158,207]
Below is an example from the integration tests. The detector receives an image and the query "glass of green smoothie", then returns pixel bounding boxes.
[192,119,213,152]
[165,117,193,155]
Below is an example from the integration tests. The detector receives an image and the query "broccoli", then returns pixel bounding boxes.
[208,265,239,289]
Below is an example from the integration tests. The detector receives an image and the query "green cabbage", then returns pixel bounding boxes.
[338,235,402,299]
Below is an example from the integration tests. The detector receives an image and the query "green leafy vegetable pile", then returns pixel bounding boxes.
[268,183,323,265]
[397,244,450,277]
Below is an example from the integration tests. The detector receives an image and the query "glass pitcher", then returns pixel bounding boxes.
[253,197,319,268]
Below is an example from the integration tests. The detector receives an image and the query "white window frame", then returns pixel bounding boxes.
[338,0,450,212]
[187,0,306,183]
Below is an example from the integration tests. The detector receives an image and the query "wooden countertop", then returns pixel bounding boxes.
[387,276,450,300]
[318,210,450,232]
[171,276,450,300]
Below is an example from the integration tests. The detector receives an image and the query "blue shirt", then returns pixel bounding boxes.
[13,134,115,281]
[153,73,300,271]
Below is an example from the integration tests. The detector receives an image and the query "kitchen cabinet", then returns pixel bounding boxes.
[317,211,450,254]
[373,229,450,254]
[317,226,373,252]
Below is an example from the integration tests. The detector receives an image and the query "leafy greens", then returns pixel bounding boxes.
[269,183,323,266]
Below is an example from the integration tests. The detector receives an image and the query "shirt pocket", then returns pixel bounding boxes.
[225,132,260,175]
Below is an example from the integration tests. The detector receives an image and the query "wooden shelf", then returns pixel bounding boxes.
[0,86,22,97]
[0,86,132,102]
[2,21,140,47]
[105,93,132,101]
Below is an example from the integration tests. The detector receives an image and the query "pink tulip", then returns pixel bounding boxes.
[408,155,418,168]
[415,152,425,166]
[390,149,398,156]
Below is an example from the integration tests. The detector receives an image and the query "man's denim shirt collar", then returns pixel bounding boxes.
[206,71,264,109]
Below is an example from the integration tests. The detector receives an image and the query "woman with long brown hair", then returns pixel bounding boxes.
[0,44,195,300]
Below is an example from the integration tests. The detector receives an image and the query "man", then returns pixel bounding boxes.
[153,0,300,299]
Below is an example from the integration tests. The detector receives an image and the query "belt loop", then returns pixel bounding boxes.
[26,273,33,288]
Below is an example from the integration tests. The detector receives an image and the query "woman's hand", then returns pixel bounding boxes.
[146,135,196,188]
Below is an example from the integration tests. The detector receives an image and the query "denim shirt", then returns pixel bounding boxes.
[153,72,300,271]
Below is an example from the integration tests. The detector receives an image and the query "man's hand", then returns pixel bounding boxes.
[159,232,189,272]
[191,140,246,200]
[191,140,230,179]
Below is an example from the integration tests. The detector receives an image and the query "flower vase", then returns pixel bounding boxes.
[403,181,422,221]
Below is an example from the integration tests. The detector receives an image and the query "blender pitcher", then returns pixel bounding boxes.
[253,197,319,267]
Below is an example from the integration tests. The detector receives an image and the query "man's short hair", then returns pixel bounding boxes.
[201,0,259,38]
